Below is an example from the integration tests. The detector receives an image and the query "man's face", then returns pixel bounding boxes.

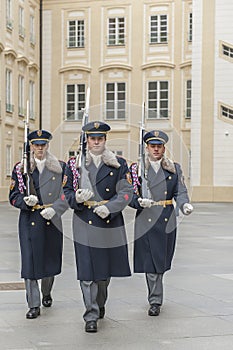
[87,136,106,155]
[146,143,165,161]
[31,143,49,160]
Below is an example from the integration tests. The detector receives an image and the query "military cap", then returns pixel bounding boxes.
[82,121,111,137]
[143,130,169,145]
[28,130,52,144]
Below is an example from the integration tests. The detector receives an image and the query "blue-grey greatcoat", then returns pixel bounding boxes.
[130,158,190,274]
[63,150,133,281]
[9,153,68,280]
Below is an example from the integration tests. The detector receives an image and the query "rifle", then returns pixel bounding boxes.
[138,102,151,198]
[23,101,30,195]
[77,87,92,190]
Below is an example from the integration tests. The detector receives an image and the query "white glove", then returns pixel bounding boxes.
[183,203,193,215]
[40,207,56,220]
[75,189,93,203]
[138,198,152,208]
[93,205,110,219]
[23,195,38,207]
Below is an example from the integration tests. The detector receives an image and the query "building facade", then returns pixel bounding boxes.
[0,0,233,201]
[0,0,39,200]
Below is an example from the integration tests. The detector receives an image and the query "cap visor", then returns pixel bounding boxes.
[31,140,48,145]
[147,140,164,145]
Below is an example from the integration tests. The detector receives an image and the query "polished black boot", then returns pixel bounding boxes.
[148,304,161,316]
[26,307,40,319]
[85,320,97,333]
[42,294,53,307]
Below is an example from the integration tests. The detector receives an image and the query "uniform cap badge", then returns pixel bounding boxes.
[37,130,42,137]
[94,122,100,129]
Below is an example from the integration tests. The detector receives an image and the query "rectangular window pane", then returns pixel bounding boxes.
[68,20,84,48]
[186,80,192,118]
[148,81,169,119]
[66,84,85,120]
[150,15,167,44]
[108,17,125,45]
[188,13,192,42]
[106,82,126,120]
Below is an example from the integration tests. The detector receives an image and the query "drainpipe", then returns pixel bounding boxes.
[39,0,42,129]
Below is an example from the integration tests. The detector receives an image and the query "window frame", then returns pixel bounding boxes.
[107,17,125,46]
[150,14,168,44]
[6,69,13,113]
[188,12,192,42]
[67,19,85,48]
[65,83,86,121]
[105,82,126,120]
[185,79,192,119]
[147,80,169,119]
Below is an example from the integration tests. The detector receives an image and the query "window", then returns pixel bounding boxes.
[30,15,35,45]
[150,15,167,44]
[18,75,25,116]
[185,80,192,119]
[222,44,233,59]
[19,7,25,38]
[6,69,13,113]
[29,81,35,119]
[221,105,233,120]
[188,13,192,42]
[68,20,85,48]
[106,82,126,120]
[6,0,13,30]
[108,17,125,45]
[6,145,12,176]
[148,81,169,119]
[66,84,85,120]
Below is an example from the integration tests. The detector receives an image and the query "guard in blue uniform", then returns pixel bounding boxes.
[9,130,68,319]
[129,130,193,317]
[63,121,133,333]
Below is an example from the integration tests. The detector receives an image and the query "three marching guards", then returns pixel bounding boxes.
[9,90,193,333]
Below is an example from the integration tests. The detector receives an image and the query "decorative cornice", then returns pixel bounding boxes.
[4,48,17,59]
[179,60,192,69]
[16,56,29,65]
[28,62,39,71]
[59,65,91,73]
[99,63,132,72]
[141,62,175,70]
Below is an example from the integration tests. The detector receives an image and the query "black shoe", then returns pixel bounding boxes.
[85,320,97,333]
[148,304,161,316]
[99,307,105,319]
[42,294,53,307]
[26,307,40,319]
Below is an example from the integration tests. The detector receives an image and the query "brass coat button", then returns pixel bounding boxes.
[105,188,110,192]
[47,221,50,225]
[88,220,92,225]
[31,222,35,226]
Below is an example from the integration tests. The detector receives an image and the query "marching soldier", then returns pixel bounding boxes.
[63,121,133,333]
[9,130,68,319]
[129,130,193,317]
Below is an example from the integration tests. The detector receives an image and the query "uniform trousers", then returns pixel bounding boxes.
[80,279,110,322]
[24,276,54,308]
[145,273,164,306]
